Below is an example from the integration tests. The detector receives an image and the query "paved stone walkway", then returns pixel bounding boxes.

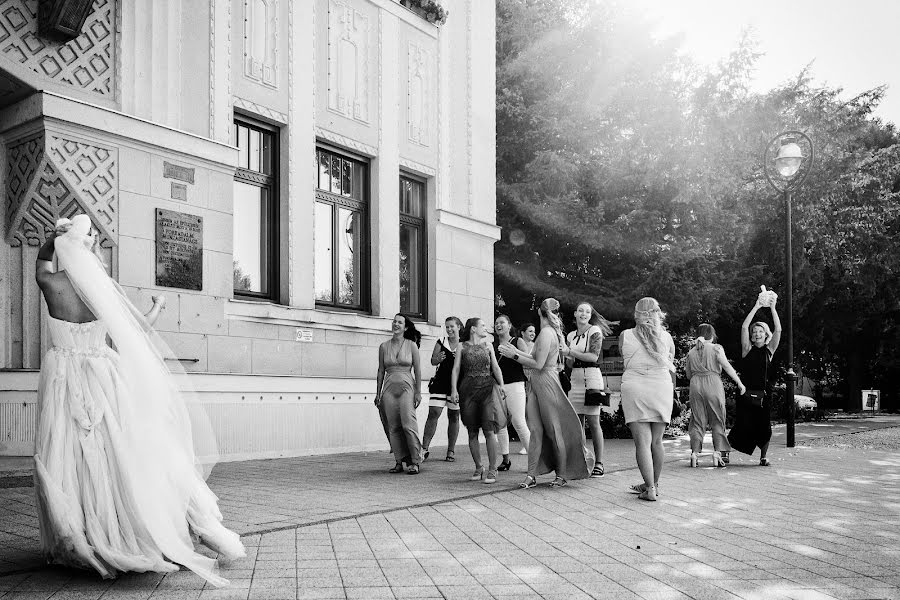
[1,416,899,599]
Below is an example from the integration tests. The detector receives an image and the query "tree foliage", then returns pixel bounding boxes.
[495,0,900,408]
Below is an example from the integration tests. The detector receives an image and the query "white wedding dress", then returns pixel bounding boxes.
[34,218,245,586]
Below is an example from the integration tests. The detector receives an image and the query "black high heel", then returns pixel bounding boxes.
[497,459,512,471]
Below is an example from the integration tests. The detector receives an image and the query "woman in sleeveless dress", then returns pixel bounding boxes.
[376,314,424,474]
[727,294,782,466]
[619,297,676,501]
[685,324,745,468]
[451,318,506,484]
[421,316,463,462]
[562,302,613,478]
[492,314,530,470]
[33,216,244,586]
[498,298,591,488]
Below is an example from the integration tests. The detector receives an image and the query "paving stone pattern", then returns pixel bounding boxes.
[1,418,899,599]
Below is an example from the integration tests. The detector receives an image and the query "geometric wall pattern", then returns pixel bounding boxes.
[5,131,117,247]
[0,0,115,97]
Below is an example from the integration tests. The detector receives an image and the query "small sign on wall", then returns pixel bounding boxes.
[862,389,880,412]
[295,329,314,342]
[156,208,203,290]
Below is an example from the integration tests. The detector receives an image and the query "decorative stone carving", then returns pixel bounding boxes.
[243,0,278,88]
[407,41,431,147]
[0,0,115,97]
[233,96,287,124]
[5,131,117,247]
[327,0,370,124]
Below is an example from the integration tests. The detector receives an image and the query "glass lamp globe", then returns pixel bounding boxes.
[775,142,803,178]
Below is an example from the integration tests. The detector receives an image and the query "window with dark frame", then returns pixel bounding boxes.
[399,175,426,318]
[233,117,278,300]
[315,146,369,311]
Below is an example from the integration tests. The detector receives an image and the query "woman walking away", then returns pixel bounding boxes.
[619,297,676,501]
[451,318,506,484]
[422,317,463,462]
[685,324,745,468]
[562,302,612,478]
[492,315,531,469]
[727,289,782,466]
[498,298,591,489]
[34,216,244,586]
[376,314,424,474]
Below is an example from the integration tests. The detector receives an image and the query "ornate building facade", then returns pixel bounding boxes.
[0,0,498,460]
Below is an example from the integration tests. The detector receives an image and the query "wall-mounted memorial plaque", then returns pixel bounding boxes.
[156,208,203,290]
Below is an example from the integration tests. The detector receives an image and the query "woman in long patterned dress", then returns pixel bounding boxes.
[451,318,506,484]
[685,323,744,468]
[376,314,424,474]
[33,215,245,586]
[498,298,591,488]
[619,297,676,501]
[727,294,782,466]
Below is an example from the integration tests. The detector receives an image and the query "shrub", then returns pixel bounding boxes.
[600,404,631,439]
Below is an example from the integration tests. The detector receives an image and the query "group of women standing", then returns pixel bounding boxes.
[375,289,782,500]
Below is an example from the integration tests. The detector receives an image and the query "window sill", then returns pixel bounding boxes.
[225,299,444,337]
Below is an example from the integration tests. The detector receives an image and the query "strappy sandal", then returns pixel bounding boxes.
[483,470,497,484]
[629,482,660,495]
[422,449,430,462]
[445,451,455,462]
[469,466,484,481]
[591,463,604,478]
[407,464,420,475]
[549,476,567,488]
[759,458,770,466]
[497,459,512,472]
[721,451,730,464]
[518,475,537,489]
[637,486,657,501]
[389,463,404,473]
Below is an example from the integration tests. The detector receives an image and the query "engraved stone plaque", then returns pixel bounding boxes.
[156,208,203,290]
[171,182,187,201]
[163,161,195,184]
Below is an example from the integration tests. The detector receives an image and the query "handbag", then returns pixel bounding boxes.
[584,388,610,407]
[559,370,572,394]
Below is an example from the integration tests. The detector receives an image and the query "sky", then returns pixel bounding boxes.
[635,0,900,126]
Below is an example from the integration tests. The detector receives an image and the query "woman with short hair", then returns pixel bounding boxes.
[376,314,424,474]
[727,292,782,466]
[619,297,676,501]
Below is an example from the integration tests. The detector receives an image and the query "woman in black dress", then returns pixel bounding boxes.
[727,292,782,466]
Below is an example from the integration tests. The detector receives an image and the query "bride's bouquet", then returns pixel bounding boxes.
[757,285,778,308]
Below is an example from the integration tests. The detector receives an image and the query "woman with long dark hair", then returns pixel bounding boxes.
[727,291,782,466]
[450,318,506,484]
[562,302,612,478]
[492,314,531,469]
[421,316,463,462]
[619,297,676,501]
[685,323,744,468]
[498,298,591,488]
[376,314,424,474]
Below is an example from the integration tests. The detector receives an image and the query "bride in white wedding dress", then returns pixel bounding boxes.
[33,215,245,586]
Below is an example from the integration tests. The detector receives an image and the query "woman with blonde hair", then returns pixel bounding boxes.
[562,302,613,478]
[498,298,591,488]
[685,323,745,468]
[619,297,675,501]
[727,290,782,466]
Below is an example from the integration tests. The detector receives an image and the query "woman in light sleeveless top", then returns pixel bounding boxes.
[685,323,744,468]
[619,297,675,501]
[562,302,613,478]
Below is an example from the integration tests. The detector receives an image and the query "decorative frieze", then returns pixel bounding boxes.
[327,0,370,124]
[406,41,431,147]
[243,0,278,88]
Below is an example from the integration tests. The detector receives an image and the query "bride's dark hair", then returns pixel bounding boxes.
[460,318,482,343]
[397,314,422,348]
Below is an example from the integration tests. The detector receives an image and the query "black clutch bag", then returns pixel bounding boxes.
[584,389,610,407]
[745,390,765,408]
[558,370,572,394]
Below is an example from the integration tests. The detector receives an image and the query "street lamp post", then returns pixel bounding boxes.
[763,131,813,449]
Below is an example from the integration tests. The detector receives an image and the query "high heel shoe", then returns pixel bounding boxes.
[469,466,485,481]
[497,459,512,471]
[690,452,699,468]
[721,451,730,464]
[713,451,726,468]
